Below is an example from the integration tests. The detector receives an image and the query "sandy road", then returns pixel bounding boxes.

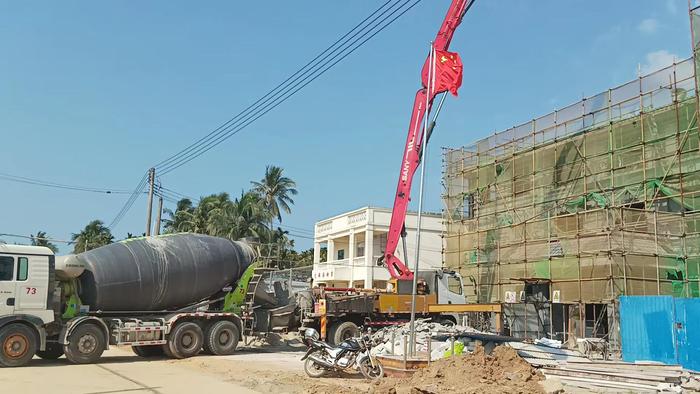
[0,347,262,394]
[0,345,370,394]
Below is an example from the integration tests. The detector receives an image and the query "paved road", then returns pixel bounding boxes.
[0,347,259,394]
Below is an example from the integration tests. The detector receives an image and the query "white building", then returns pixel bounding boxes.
[312,206,443,289]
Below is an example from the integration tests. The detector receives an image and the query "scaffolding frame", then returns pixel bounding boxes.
[442,53,700,345]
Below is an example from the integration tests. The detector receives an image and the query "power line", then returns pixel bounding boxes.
[108,172,149,230]
[159,186,194,201]
[274,221,314,235]
[98,2,424,232]
[154,190,179,204]
[0,233,73,244]
[159,0,420,175]
[0,172,133,194]
[152,0,401,173]
[285,232,315,240]
[155,0,422,175]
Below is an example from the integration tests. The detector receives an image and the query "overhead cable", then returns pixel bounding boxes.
[156,0,422,175]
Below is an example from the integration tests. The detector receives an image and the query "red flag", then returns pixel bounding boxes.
[421,49,463,96]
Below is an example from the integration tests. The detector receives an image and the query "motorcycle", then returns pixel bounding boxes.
[300,327,384,381]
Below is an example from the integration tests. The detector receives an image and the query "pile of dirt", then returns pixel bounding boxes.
[373,345,544,394]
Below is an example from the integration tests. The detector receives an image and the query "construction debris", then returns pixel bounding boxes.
[541,362,700,393]
[370,319,479,359]
[372,344,544,394]
[508,342,700,393]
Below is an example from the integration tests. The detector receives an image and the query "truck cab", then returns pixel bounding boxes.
[434,269,467,304]
[392,268,466,304]
[0,244,56,366]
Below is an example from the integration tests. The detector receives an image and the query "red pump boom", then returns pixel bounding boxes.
[380,0,475,280]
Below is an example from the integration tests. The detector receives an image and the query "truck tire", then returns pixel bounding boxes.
[167,322,203,359]
[36,342,64,360]
[132,345,164,358]
[161,343,175,358]
[329,321,359,346]
[64,323,106,364]
[204,320,239,356]
[0,323,37,367]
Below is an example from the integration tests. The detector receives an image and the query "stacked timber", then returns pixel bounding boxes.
[508,342,700,392]
[541,361,700,393]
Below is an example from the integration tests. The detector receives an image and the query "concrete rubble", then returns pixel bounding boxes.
[368,320,700,393]
[370,318,481,360]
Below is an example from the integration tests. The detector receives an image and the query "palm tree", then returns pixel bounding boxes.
[215,191,268,240]
[71,220,114,253]
[162,198,194,233]
[30,231,58,253]
[250,166,298,231]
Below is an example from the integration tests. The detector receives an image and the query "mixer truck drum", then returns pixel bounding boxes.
[75,233,255,312]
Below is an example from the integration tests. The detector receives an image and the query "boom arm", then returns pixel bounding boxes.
[380,0,474,280]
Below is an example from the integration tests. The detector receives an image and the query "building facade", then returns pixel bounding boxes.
[443,54,700,346]
[312,207,442,289]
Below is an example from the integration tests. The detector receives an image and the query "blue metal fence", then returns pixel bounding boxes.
[620,296,700,371]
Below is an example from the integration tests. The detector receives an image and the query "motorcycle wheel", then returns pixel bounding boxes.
[358,356,384,381]
[304,353,328,378]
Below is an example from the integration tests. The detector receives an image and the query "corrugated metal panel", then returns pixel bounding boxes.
[674,298,700,372]
[619,296,676,365]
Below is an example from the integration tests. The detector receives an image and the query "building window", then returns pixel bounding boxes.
[356,242,365,257]
[17,257,28,281]
[376,233,388,255]
[0,256,13,281]
[463,193,476,219]
[337,249,345,260]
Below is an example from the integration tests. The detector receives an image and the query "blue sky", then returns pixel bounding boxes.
[0,0,693,252]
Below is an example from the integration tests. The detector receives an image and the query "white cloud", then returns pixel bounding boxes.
[639,50,678,74]
[637,18,658,34]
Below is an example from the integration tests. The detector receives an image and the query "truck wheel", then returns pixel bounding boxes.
[36,342,64,360]
[167,322,203,359]
[330,321,359,346]
[161,343,175,358]
[204,320,239,355]
[64,323,106,364]
[132,345,164,358]
[0,323,37,367]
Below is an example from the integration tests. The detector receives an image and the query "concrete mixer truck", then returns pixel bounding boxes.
[0,233,300,367]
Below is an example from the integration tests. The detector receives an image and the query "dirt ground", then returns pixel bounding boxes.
[375,345,545,394]
[0,336,551,394]
[177,338,549,394]
[178,336,374,394]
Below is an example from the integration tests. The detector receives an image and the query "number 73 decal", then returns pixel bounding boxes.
[25,287,37,295]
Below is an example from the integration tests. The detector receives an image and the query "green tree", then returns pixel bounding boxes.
[162,198,194,233]
[163,192,269,242]
[215,191,269,240]
[71,220,114,253]
[30,231,58,253]
[291,248,315,267]
[251,166,298,231]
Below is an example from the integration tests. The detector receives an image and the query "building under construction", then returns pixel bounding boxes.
[442,36,700,347]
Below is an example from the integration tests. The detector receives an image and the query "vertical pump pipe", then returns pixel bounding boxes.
[409,43,435,355]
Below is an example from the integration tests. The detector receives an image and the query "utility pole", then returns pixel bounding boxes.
[154,184,163,236]
[145,168,155,236]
